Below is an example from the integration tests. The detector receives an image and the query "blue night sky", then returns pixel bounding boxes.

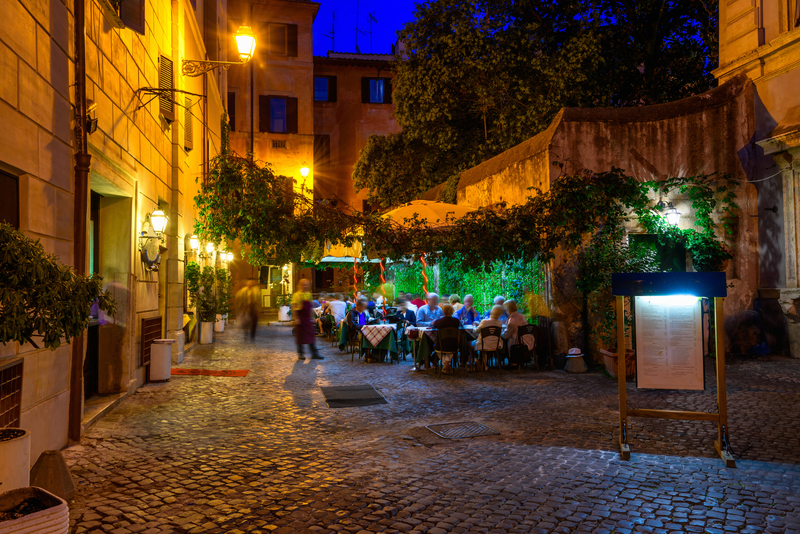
[313,0,417,56]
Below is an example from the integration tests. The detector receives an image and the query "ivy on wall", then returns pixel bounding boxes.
[194,119,738,295]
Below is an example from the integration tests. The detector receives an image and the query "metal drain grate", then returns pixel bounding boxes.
[425,421,499,439]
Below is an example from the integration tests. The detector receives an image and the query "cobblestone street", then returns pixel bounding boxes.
[66,325,800,534]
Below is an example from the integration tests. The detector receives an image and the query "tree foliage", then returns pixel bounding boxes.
[0,223,116,349]
[353,0,719,207]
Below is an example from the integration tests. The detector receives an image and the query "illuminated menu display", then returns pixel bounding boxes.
[634,296,704,390]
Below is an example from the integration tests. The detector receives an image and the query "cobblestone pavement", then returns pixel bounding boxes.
[66,325,800,534]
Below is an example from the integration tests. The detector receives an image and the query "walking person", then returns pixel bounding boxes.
[292,279,324,360]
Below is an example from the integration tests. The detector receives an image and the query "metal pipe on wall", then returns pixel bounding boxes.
[69,0,91,441]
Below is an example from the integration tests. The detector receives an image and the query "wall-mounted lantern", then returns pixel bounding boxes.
[182,25,257,77]
[656,200,681,226]
[189,234,200,251]
[139,209,169,272]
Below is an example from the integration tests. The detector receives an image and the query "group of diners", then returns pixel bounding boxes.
[315,290,533,373]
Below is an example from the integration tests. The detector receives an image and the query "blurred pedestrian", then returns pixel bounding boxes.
[292,279,324,360]
[236,280,262,340]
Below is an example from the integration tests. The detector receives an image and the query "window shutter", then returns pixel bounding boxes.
[384,78,393,104]
[158,56,174,122]
[259,95,269,132]
[287,24,298,57]
[286,97,298,134]
[361,78,370,103]
[328,76,337,102]
[119,0,145,35]
[184,96,193,151]
[227,92,236,131]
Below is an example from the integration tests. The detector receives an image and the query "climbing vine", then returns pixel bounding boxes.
[195,118,738,280]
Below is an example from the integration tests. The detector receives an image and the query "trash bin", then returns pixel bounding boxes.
[150,339,176,382]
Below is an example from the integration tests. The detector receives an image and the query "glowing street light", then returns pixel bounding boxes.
[189,234,200,251]
[299,164,310,178]
[235,26,257,63]
[150,209,169,235]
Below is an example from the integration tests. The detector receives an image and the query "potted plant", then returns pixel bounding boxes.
[0,224,115,532]
[214,268,232,333]
[186,262,217,344]
[276,294,292,322]
[0,429,30,492]
[0,485,69,533]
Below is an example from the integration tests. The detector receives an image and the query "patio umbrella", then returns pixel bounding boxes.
[382,200,475,228]
[382,200,475,295]
[321,240,364,298]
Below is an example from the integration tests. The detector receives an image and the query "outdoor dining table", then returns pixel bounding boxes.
[409,324,496,371]
[359,323,398,362]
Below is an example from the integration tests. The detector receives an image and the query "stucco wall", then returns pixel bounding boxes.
[313,59,399,209]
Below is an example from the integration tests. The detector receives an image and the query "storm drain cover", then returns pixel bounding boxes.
[425,421,500,439]
[320,385,388,408]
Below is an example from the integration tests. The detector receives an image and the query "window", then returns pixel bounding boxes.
[184,96,193,151]
[361,77,392,104]
[227,92,235,131]
[272,140,287,149]
[263,23,298,57]
[270,98,286,132]
[314,135,330,167]
[0,360,23,428]
[158,56,174,122]
[314,76,337,102]
[0,172,19,228]
[118,0,145,35]
[259,95,298,133]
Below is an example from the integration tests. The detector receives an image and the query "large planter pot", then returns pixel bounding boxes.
[199,321,214,344]
[0,486,68,534]
[600,348,636,379]
[0,429,30,492]
[214,314,225,333]
[278,306,291,322]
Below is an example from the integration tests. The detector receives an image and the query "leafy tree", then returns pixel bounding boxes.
[0,223,116,349]
[353,0,718,206]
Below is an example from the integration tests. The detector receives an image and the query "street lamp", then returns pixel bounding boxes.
[299,164,310,178]
[150,209,169,235]
[182,25,257,77]
[206,242,215,255]
[656,200,681,226]
[225,251,234,262]
[235,26,257,63]
[189,234,200,251]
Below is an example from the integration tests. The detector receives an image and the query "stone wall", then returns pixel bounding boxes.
[456,75,760,356]
[0,0,228,462]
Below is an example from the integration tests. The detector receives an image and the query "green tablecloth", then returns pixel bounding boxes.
[360,332,398,362]
[338,321,351,351]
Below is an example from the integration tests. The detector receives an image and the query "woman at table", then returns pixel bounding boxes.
[502,300,531,368]
[472,305,505,371]
[449,294,464,312]
[292,279,324,361]
[454,294,480,326]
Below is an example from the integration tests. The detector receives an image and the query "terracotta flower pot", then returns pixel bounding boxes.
[599,348,636,378]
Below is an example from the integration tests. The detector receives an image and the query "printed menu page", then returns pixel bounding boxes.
[634,296,704,390]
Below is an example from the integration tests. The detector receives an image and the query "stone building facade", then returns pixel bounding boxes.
[225,0,400,294]
[0,0,229,463]
[714,0,800,355]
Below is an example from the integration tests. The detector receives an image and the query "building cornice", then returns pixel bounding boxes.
[757,130,800,155]
[714,27,800,83]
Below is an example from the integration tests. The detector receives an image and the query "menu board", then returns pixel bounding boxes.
[634,296,704,390]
